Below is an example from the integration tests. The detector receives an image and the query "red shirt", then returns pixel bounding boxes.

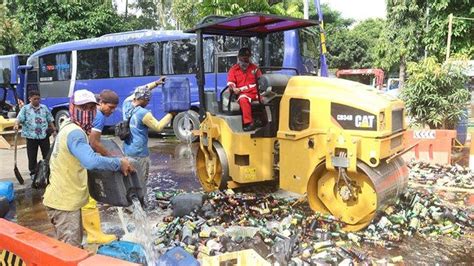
[227,63,262,93]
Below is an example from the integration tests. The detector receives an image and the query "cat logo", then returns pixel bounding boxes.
[355,115,375,128]
[0,250,25,266]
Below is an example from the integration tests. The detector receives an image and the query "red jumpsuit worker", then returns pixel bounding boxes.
[227,47,262,131]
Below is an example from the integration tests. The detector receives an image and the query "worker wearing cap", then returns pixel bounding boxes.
[227,47,262,131]
[43,89,133,248]
[122,77,175,188]
[90,89,120,156]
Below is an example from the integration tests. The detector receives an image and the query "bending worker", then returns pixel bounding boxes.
[80,89,120,244]
[43,90,133,248]
[122,77,175,202]
[227,47,262,131]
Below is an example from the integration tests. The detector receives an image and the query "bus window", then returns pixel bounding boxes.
[27,70,38,83]
[249,37,263,66]
[265,32,284,67]
[18,55,28,66]
[39,53,71,82]
[298,29,318,60]
[298,29,318,74]
[216,36,241,52]
[204,38,214,73]
[141,43,160,76]
[217,57,236,73]
[77,49,109,80]
[133,46,144,76]
[117,46,133,77]
[0,58,10,84]
[162,39,196,75]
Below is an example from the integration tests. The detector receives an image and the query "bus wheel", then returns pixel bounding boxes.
[54,109,70,129]
[173,110,199,143]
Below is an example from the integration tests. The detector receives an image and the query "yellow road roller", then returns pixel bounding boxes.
[187,13,408,231]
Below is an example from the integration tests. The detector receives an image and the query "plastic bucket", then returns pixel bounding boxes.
[88,139,145,207]
[0,181,14,202]
[97,241,146,264]
[162,77,191,112]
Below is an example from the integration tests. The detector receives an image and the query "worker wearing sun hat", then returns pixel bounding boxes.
[43,89,134,248]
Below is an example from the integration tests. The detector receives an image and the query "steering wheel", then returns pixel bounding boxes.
[219,85,236,112]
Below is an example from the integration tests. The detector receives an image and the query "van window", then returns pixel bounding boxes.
[289,98,310,131]
[39,53,71,82]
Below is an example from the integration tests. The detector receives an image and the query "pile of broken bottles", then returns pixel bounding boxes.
[150,186,472,265]
[408,161,474,188]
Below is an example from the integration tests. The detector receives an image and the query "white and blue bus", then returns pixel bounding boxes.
[24,28,318,142]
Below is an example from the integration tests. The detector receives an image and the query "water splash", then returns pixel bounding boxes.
[131,198,159,265]
[183,112,197,178]
[117,207,130,235]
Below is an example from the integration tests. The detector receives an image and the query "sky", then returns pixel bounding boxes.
[320,0,387,22]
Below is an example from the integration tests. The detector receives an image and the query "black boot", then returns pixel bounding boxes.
[243,123,255,131]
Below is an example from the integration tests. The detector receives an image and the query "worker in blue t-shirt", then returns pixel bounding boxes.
[89,90,119,156]
[122,77,175,185]
[79,89,121,245]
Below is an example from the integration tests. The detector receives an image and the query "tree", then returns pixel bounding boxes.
[375,0,427,89]
[423,0,473,60]
[11,1,133,53]
[268,0,304,18]
[327,19,385,69]
[127,0,160,30]
[401,56,470,129]
[198,0,272,17]
[0,5,20,54]
[171,0,200,30]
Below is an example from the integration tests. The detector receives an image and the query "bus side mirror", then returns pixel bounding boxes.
[17,65,33,73]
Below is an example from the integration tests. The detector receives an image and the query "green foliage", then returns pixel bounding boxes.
[12,1,132,54]
[328,19,385,69]
[0,5,21,54]
[374,0,426,75]
[198,0,272,17]
[171,0,200,30]
[127,0,160,29]
[401,57,470,129]
[374,0,472,76]
[423,0,473,60]
[268,0,303,18]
